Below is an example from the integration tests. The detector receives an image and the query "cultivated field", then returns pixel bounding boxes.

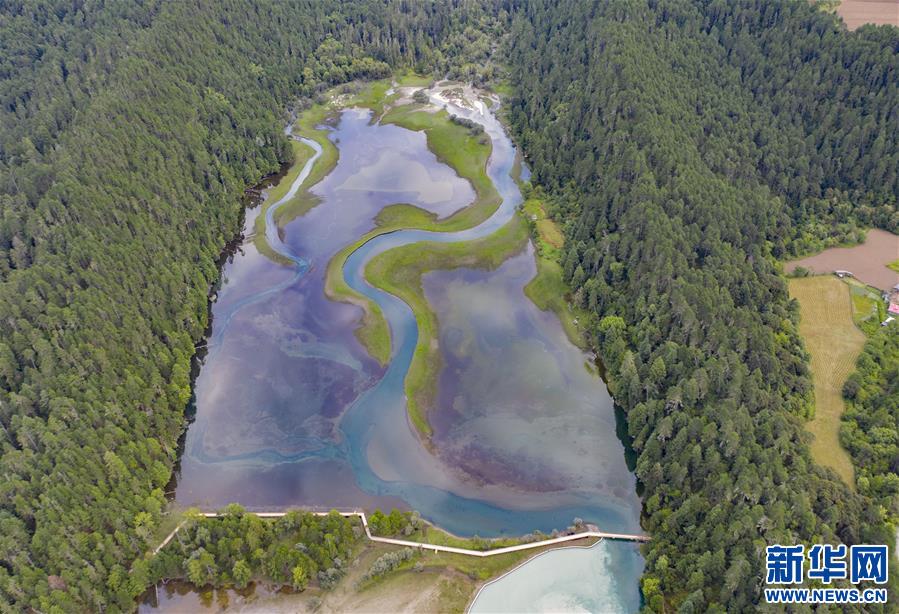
[836,0,899,30]
[785,228,899,291]
[789,276,867,487]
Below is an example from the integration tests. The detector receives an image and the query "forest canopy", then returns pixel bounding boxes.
[1,0,896,611]
[506,0,897,610]
[147,507,361,592]
[0,0,503,610]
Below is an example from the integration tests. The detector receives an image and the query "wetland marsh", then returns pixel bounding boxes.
[161,82,643,611]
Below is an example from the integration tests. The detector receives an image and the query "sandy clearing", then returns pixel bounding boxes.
[785,228,899,291]
[837,0,899,30]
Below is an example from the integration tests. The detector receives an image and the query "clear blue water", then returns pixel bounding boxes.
[470,540,643,613]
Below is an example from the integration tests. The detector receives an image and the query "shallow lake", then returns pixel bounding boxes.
[423,245,639,510]
[174,107,473,511]
[469,540,643,613]
[158,90,644,611]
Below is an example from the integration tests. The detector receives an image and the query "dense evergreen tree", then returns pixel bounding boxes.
[0,1,504,610]
[147,507,360,592]
[2,0,896,610]
[506,0,897,610]
[842,326,899,514]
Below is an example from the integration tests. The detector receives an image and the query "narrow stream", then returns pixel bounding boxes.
[265,133,322,268]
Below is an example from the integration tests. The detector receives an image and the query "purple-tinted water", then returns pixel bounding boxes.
[174,107,473,510]
[426,245,638,509]
[176,87,639,529]
[158,88,644,613]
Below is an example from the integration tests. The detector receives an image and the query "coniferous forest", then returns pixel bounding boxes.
[506,0,897,610]
[0,1,502,609]
[1,0,897,611]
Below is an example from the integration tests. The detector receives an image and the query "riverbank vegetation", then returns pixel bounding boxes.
[251,79,400,262]
[250,139,317,266]
[521,186,588,349]
[346,528,598,611]
[363,509,584,592]
[368,508,531,550]
[507,0,898,609]
[250,103,336,252]
[381,105,500,227]
[3,0,897,610]
[327,537,598,613]
[365,216,529,437]
[254,36,505,261]
[143,507,582,612]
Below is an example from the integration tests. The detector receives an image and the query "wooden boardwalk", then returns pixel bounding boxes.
[153,510,649,558]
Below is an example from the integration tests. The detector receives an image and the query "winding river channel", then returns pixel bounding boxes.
[160,85,643,611]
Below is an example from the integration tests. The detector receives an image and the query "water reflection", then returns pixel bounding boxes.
[176,93,640,536]
[139,581,289,613]
[157,87,644,613]
[427,245,639,508]
[175,107,472,511]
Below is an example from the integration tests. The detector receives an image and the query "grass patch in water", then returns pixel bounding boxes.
[343,79,396,118]
[252,138,316,265]
[381,106,499,226]
[325,236,393,367]
[271,101,340,226]
[521,194,589,349]
[402,525,526,551]
[262,76,408,227]
[268,139,315,204]
[253,78,402,263]
[252,101,339,261]
[325,102,500,367]
[524,258,586,349]
[275,77,406,228]
[363,216,529,438]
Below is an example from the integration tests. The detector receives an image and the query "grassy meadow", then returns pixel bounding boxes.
[248,138,317,264]
[789,275,867,486]
[325,101,500,367]
[521,194,588,349]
